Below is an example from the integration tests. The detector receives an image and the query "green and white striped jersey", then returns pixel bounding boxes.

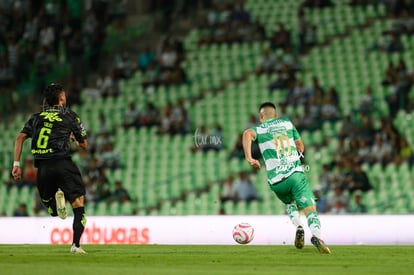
[251,117,303,184]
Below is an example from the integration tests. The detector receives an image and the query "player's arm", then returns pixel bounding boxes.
[242,129,261,169]
[292,122,304,154]
[71,135,88,150]
[12,132,28,180]
[71,113,88,150]
[295,139,305,154]
[70,132,88,149]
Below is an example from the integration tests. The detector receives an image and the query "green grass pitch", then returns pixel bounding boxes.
[1,245,413,275]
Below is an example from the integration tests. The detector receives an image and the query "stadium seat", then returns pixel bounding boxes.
[235,201,247,215]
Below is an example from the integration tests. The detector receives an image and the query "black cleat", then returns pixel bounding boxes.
[294,226,305,249]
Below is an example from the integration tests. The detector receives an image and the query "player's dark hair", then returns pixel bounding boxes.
[258,102,276,112]
[43,83,64,106]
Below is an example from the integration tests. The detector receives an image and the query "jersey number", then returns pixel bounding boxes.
[273,134,291,158]
[37,127,52,148]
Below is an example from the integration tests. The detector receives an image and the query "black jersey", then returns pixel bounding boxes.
[21,106,87,164]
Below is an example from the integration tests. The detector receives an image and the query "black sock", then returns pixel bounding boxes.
[72,207,86,247]
[42,197,58,216]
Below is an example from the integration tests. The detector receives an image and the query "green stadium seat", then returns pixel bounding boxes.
[363,190,376,209]
[149,209,159,216]
[96,202,108,216]
[409,197,414,212]
[235,201,247,215]
[172,200,184,216]
[248,200,260,215]
[223,200,234,215]
[392,198,410,214]
[160,200,172,215]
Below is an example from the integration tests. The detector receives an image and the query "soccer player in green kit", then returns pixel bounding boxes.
[242,102,331,254]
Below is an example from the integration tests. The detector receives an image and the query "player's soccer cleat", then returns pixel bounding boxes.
[294,226,305,249]
[311,236,331,254]
[55,188,67,219]
[70,245,87,254]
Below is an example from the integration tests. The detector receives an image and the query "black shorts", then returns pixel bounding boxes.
[36,158,86,203]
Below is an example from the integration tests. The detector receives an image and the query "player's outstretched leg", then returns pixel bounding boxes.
[55,188,67,219]
[305,209,330,253]
[295,226,305,249]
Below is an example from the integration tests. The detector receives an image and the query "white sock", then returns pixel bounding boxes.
[306,211,321,238]
[286,203,303,228]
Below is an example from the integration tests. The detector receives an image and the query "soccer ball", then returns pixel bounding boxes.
[232,222,254,244]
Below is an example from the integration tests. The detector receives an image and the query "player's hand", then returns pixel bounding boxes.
[246,158,261,169]
[12,166,22,181]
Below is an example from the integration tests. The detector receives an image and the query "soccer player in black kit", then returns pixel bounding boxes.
[12,83,88,254]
